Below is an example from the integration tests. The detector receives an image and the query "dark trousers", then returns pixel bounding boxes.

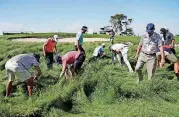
[45,52,54,68]
[88,55,111,63]
[73,45,86,73]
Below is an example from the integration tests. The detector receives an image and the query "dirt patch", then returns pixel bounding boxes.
[11,38,109,43]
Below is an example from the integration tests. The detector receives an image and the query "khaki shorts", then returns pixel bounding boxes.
[6,69,35,82]
[156,51,178,63]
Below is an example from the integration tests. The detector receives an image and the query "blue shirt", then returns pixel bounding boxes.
[93,46,104,56]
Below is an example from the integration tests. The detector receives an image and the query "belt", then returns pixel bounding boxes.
[142,52,156,56]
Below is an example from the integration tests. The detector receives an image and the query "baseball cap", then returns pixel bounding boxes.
[164,27,169,31]
[53,35,59,42]
[82,26,88,31]
[146,23,155,32]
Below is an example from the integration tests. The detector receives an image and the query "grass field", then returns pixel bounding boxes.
[0,33,179,117]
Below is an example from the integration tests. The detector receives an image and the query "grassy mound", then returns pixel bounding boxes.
[0,34,179,117]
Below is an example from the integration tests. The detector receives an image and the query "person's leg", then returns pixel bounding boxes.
[73,60,83,74]
[45,52,51,68]
[16,70,33,96]
[146,56,156,81]
[88,56,97,63]
[26,77,34,96]
[135,53,146,83]
[116,53,122,65]
[69,66,75,80]
[121,48,133,72]
[6,70,15,97]
[166,53,179,80]
[49,52,54,68]
[156,52,161,68]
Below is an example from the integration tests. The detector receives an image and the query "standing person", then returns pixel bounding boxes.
[109,29,115,45]
[55,51,83,80]
[88,43,107,63]
[135,23,165,83]
[5,54,41,97]
[109,42,134,72]
[74,26,88,69]
[43,35,59,69]
[156,27,179,80]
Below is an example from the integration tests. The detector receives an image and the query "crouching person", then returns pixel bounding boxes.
[88,43,108,63]
[109,42,134,72]
[55,51,83,80]
[5,54,41,97]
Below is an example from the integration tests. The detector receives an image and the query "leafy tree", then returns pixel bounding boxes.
[110,14,134,36]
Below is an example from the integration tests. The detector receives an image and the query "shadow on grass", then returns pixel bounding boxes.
[83,81,97,101]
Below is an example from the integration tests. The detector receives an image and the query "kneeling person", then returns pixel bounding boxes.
[88,43,107,62]
[5,54,42,97]
[109,42,134,72]
[56,51,83,80]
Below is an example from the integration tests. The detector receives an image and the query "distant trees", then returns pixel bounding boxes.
[109,14,134,36]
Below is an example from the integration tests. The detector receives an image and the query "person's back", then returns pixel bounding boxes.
[93,46,103,56]
[164,31,174,46]
[62,51,80,64]
[111,44,127,51]
[6,54,39,72]
[45,39,56,52]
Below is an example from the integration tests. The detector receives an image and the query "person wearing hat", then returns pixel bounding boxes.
[109,42,134,72]
[109,29,115,45]
[74,26,88,69]
[88,43,108,63]
[43,35,59,69]
[156,27,179,80]
[135,23,165,83]
[55,51,82,80]
[5,53,42,97]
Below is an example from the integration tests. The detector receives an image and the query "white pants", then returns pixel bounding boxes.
[116,47,133,72]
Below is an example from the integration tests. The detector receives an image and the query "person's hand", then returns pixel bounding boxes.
[33,76,38,81]
[135,54,139,60]
[160,58,165,68]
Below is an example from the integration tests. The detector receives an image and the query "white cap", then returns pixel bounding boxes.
[164,27,169,31]
[53,35,59,42]
[102,43,105,46]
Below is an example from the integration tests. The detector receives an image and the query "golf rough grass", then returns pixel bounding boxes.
[0,34,179,117]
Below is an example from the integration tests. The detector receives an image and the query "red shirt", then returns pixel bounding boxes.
[62,51,80,68]
[45,39,56,52]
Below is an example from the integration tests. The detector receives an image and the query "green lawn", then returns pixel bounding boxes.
[0,34,179,117]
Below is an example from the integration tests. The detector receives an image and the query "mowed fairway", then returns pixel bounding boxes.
[1,34,179,117]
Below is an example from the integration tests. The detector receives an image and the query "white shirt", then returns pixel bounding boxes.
[111,44,127,51]
[5,54,39,72]
[93,46,104,56]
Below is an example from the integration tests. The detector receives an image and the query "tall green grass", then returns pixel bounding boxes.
[0,35,179,117]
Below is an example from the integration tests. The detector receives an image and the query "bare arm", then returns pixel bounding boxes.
[136,44,142,57]
[54,44,57,53]
[171,40,175,48]
[60,62,67,78]
[34,66,42,80]
[43,41,48,56]
[159,46,165,67]
[76,40,80,52]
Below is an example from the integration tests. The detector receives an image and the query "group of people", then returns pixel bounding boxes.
[4,23,178,97]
